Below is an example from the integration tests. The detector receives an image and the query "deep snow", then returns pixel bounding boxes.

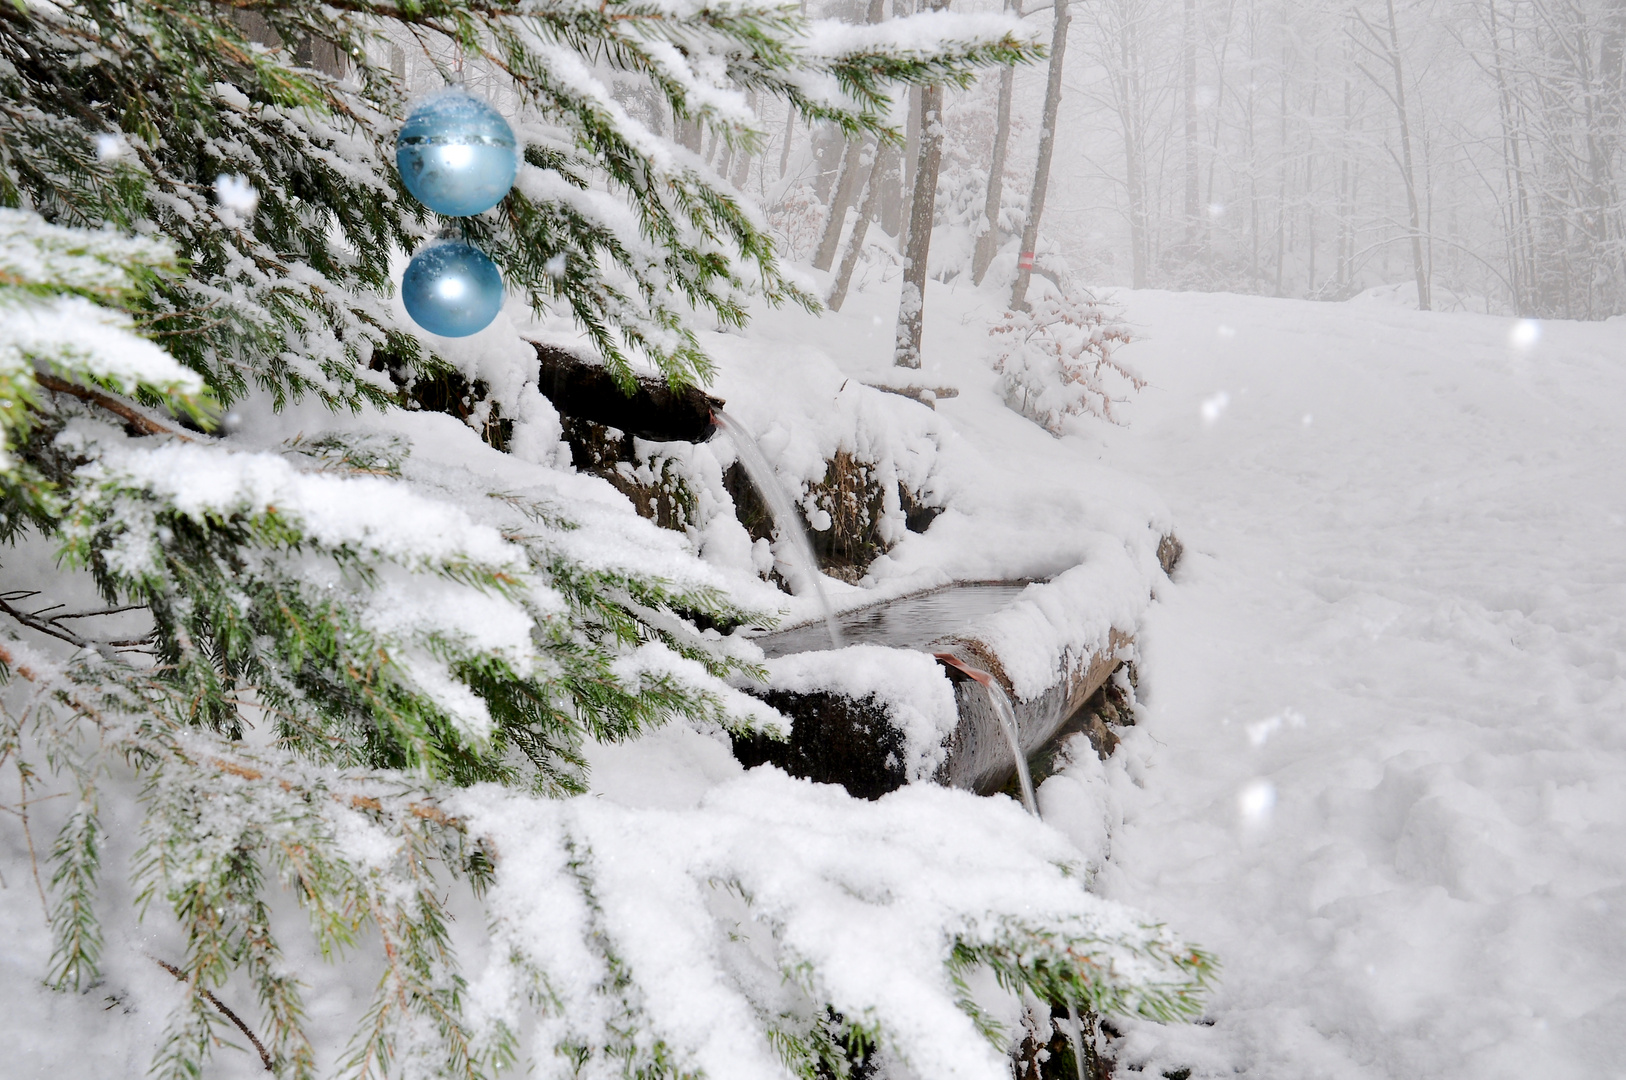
[1059,290,1626,1079]
[603,279,1626,1077]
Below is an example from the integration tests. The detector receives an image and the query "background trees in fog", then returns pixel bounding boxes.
[643,0,1626,320]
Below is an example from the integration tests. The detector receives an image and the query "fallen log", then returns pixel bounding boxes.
[530,340,722,444]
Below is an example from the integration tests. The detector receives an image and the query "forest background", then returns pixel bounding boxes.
[715,0,1626,322]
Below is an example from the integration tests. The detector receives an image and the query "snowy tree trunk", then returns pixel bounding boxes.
[733,96,755,189]
[895,0,952,372]
[779,106,796,178]
[900,83,924,247]
[1011,0,1072,311]
[815,138,869,271]
[829,144,898,311]
[895,81,945,367]
[1183,0,1200,252]
[973,32,1016,285]
[1355,0,1430,310]
[815,0,888,272]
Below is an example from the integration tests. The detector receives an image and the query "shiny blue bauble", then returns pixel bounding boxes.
[396,90,518,217]
[402,241,505,337]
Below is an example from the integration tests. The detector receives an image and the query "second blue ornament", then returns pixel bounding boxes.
[396,89,518,217]
[402,241,505,337]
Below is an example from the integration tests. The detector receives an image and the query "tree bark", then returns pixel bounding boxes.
[1183,0,1200,250]
[732,94,756,189]
[814,0,888,271]
[1010,0,1073,310]
[779,106,796,178]
[894,79,946,367]
[815,138,869,271]
[900,83,924,248]
[972,64,1015,285]
[829,144,898,311]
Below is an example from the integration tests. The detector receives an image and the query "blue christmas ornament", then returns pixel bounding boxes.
[396,90,517,217]
[402,241,504,337]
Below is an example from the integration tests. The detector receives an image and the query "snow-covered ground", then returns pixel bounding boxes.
[1060,290,1626,1079]
[6,270,1622,1079]
[606,280,1626,1077]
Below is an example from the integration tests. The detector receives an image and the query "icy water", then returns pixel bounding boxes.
[754,581,1033,657]
[986,679,1038,817]
[712,407,843,650]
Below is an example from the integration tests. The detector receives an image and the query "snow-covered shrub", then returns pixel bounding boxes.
[990,286,1143,432]
[767,179,829,264]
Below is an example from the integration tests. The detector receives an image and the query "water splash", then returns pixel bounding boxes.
[984,679,1037,817]
[712,407,843,651]
[1064,1001,1090,1080]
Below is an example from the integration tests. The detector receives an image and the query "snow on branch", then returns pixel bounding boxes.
[459,769,1215,1080]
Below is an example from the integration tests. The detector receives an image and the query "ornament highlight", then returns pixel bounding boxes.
[396,90,517,217]
[402,241,505,337]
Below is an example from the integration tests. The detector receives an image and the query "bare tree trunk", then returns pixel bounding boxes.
[1305,48,1319,294]
[900,83,924,248]
[829,144,899,311]
[1204,0,1238,267]
[813,0,888,272]
[1119,1,1149,288]
[779,106,796,178]
[677,115,703,153]
[1184,0,1201,250]
[1010,0,1074,310]
[1336,47,1355,292]
[1592,0,1626,314]
[973,63,1016,284]
[815,139,869,270]
[1274,6,1288,297]
[1485,0,1532,312]
[894,79,946,367]
[1355,0,1429,309]
[1246,0,1259,283]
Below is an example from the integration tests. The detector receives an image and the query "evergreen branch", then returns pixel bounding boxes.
[0,591,152,651]
[151,955,275,1072]
[34,372,196,441]
[16,760,50,921]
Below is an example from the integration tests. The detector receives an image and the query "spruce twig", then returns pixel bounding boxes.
[17,764,49,920]
[34,372,196,441]
[0,591,152,651]
[150,956,274,1072]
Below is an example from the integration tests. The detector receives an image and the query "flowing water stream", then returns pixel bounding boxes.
[755,582,1031,657]
[971,668,1086,1078]
[712,408,842,651]
[984,680,1037,816]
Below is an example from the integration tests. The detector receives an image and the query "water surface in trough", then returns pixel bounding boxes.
[754,582,1034,657]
